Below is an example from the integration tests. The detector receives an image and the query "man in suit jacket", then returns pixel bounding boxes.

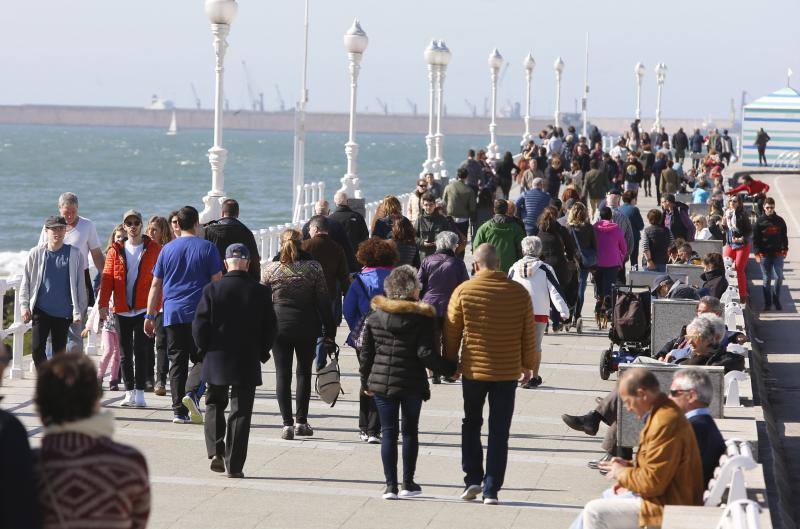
[193,243,277,478]
[669,368,727,487]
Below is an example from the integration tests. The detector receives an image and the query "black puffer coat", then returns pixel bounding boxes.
[359,296,455,400]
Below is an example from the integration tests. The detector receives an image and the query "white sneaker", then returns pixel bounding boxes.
[133,389,146,408]
[120,391,136,407]
[483,497,499,505]
[367,435,380,444]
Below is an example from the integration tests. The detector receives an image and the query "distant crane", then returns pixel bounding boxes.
[405,98,418,116]
[275,85,286,112]
[241,60,264,111]
[190,83,202,109]
[375,98,389,115]
[464,100,477,118]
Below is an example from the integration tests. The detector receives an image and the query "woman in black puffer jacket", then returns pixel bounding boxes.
[359,265,455,500]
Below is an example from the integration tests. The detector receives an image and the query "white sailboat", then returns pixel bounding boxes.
[166,110,177,136]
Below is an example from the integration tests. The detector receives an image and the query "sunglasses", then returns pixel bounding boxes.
[125,220,141,227]
[669,389,690,397]
[765,206,775,210]
[171,219,179,225]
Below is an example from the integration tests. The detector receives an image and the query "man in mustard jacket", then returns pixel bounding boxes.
[582,368,703,529]
[444,243,537,505]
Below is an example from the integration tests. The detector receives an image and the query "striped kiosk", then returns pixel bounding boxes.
[741,86,800,167]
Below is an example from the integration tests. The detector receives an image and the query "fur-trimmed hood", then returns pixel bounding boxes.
[371,295,436,318]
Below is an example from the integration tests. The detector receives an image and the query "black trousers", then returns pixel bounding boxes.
[205,384,256,474]
[154,313,169,386]
[31,308,70,368]
[166,323,204,415]
[272,333,316,426]
[359,392,380,436]
[117,313,148,391]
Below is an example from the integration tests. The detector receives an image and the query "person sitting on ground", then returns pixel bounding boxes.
[699,252,728,299]
[508,236,570,389]
[575,368,703,529]
[359,265,456,500]
[472,199,525,273]
[33,354,151,528]
[668,368,727,488]
[650,273,699,300]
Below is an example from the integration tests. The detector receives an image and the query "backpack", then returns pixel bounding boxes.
[609,290,651,344]
[315,342,344,407]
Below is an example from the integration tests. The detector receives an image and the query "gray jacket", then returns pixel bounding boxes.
[20,243,87,321]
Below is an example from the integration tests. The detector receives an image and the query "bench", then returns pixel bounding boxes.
[651,298,699,355]
[628,270,687,288]
[691,239,724,259]
[705,439,759,506]
[617,363,724,447]
[663,500,768,529]
[667,264,705,288]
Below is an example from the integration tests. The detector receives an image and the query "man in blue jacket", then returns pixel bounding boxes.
[515,177,551,236]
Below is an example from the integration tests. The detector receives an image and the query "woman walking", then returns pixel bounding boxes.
[146,216,174,396]
[390,216,421,267]
[359,265,456,499]
[371,196,406,239]
[344,238,397,443]
[566,203,597,322]
[537,207,576,330]
[721,195,752,303]
[261,229,335,439]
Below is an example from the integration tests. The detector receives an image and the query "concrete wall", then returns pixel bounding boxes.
[0,104,730,136]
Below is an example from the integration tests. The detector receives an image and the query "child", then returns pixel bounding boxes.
[92,225,125,390]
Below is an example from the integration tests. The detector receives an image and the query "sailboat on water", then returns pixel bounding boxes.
[166,110,177,136]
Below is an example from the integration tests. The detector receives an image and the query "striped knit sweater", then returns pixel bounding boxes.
[444,269,537,381]
[33,412,150,529]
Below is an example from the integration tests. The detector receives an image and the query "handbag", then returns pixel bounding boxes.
[315,342,344,407]
[571,226,597,269]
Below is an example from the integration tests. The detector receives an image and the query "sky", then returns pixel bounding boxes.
[4,0,799,120]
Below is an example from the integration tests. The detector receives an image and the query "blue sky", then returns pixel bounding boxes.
[5,0,798,119]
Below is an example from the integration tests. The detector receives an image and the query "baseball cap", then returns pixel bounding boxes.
[225,243,250,260]
[650,274,673,295]
[44,215,67,229]
[122,209,143,223]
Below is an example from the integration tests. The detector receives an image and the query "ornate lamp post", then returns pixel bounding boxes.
[654,62,667,132]
[199,0,238,224]
[521,52,535,146]
[634,62,645,122]
[420,40,439,178]
[486,48,503,159]
[553,57,565,128]
[432,40,451,178]
[338,19,368,198]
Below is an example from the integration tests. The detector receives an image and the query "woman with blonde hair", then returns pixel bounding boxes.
[145,216,173,395]
[146,216,173,246]
[372,195,406,239]
[261,229,334,440]
[567,202,597,320]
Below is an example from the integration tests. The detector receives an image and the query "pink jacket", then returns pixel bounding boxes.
[594,220,627,268]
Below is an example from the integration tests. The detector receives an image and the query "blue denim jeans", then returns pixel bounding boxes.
[373,393,423,487]
[575,268,590,319]
[461,378,517,498]
[759,255,784,306]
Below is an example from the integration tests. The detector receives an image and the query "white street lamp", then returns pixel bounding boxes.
[634,62,645,122]
[199,0,238,224]
[292,0,310,223]
[553,57,565,128]
[521,52,535,146]
[420,40,439,178]
[338,19,368,198]
[486,48,503,159]
[432,40,451,178]
[654,62,667,133]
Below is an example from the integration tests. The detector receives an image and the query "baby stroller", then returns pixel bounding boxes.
[599,285,651,380]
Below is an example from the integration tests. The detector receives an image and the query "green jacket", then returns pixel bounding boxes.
[442,180,476,219]
[582,169,610,200]
[472,216,524,273]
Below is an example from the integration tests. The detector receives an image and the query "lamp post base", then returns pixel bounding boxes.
[337,175,362,200]
[199,192,226,224]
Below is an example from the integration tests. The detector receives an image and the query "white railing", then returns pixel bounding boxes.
[715,499,762,529]
[292,181,325,224]
[0,277,28,380]
[704,439,758,507]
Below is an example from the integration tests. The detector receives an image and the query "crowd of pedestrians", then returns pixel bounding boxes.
[1,120,788,528]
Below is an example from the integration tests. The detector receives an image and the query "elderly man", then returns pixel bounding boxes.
[193,243,277,478]
[650,274,699,300]
[473,199,525,273]
[329,191,369,257]
[508,236,570,389]
[444,244,536,505]
[669,368,727,487]
[203,199,262,280]
[515,177,551,236]
[302,199,358,272]
[579,368,703,529]
[38,192,104,354]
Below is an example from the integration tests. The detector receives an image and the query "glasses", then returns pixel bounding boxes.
[125,220,141,227]
[669,389,690,397]
[765,206,775,210]
[171,219,179,225]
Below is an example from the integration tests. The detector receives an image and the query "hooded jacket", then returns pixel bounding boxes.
[418,250,469,317]
[508,256,569,317]
[699,268,728,299]
[472,215,525,273]
[593,220,627,268]
[343,267,392,344]
[359,296,456,400]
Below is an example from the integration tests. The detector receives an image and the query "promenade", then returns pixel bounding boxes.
[0,185,788,528]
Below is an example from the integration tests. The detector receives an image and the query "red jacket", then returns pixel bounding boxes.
[100,236,161,313]
[727,180,769,196]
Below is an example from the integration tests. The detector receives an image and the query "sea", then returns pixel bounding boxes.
[0,123,521,277]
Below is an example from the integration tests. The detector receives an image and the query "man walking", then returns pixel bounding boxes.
[581,160,609,219]
[459,149,484,193]
[203,199,261,280]
[672,127,689,165]
[753,197,789,310]
[193,244,276,478]
[415,193,452,260]
[444,244,536,505]
[472,200,525,273]
[303,199,358,271]
[442,167,477,238]
[145,206,223,424]
[755,128,771,166]
[515,177,551,236]
[717,129,735,166]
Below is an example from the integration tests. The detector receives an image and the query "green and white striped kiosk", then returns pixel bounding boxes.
[742,86,800,167]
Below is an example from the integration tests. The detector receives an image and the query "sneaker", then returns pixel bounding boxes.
[182,392,203,424]
[227,471,244,479]
[460,484,481,501]
[399,481,422,497]
[359,431,369,442]
[294,423,313,436]
[561,411,601,436]
[133,389,146,408]
[367,435,380,444]
[281,426,295,440]
[154,385,167,397]
[382,485,399,500]
[120,391,136,407]
[210,455,225,473]
[483,496,498,505]
[172,414,191,424]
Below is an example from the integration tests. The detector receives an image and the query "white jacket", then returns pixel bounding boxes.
[508,256,570,318]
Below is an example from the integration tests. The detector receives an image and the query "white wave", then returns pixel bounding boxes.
[0,251,27,280]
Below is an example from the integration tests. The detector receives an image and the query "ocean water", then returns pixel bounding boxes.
[0,124,521,277]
